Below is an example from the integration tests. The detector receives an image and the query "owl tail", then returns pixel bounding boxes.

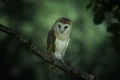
[49,60,66,70]
[49,59,57,70]
[49,64,56,70]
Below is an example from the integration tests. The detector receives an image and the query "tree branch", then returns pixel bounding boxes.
[0,24,96,80]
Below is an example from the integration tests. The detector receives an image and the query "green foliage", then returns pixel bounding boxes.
[87,0,120,54]
[87,0,120,79]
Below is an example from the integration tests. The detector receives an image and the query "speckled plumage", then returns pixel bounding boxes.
[47,17,72,65]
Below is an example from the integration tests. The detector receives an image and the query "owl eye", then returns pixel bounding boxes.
[58,25,61,29]
[64,26,68,29]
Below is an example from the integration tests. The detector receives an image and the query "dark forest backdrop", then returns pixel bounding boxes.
[0,0,120,80]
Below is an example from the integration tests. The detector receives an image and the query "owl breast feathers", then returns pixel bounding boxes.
[47,17,72,62]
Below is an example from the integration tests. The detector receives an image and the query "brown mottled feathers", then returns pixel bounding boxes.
[47,17,71,56]
[56,17,72,25]
[47,29,56,55]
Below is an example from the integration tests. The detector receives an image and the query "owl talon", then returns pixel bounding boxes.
[54,58,66,67]
[60,59,66,66]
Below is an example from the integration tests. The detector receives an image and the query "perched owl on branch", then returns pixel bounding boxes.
[47,17,72,67]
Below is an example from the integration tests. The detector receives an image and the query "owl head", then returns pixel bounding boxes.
[53,17,72,35]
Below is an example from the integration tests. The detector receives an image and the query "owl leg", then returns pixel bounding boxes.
[60,57,66,66]
[54,53,66,66]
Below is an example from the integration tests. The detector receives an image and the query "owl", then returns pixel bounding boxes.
[47,17,72,66]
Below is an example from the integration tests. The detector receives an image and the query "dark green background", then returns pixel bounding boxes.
[0,0,119,80]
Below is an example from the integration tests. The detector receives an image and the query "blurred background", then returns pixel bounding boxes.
[0,0,120,80]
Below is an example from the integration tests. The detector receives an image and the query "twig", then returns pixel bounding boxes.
[0,24,96,80]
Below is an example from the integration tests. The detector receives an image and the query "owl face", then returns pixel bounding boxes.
[53,17,72,36]
[54,22,71,35]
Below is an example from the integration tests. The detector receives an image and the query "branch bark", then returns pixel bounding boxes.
[0,24,96,80]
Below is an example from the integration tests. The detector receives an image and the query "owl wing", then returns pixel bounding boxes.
[61,38,70,58]
[47,29,56,55]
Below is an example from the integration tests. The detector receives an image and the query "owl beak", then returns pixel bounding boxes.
[60,30,64,34]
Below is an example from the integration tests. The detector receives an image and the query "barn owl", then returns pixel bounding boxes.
[47,17,72,66]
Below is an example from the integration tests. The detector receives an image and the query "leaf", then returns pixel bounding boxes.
[93,9,105,25]
[107,23,120,33]
[87,1,93,10]
[113,10,120,22]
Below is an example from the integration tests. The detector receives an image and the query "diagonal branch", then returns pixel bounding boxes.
[0,24,96,80]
